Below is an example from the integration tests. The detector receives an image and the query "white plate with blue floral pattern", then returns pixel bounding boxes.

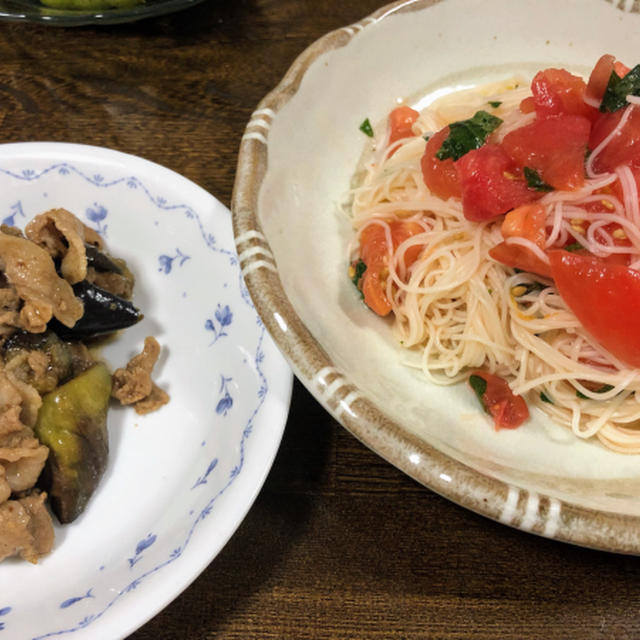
[0,142,292,639]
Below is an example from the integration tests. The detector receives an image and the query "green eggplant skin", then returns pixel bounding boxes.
[40,0,142,9]
[34,363,112,524]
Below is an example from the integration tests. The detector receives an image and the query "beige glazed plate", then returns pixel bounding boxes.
[232,0,640,553]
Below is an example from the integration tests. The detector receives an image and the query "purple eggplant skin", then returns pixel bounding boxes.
[49,280,142,340]
[84,244,123,275]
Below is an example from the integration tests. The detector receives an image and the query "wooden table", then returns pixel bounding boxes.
[3,1,640,638]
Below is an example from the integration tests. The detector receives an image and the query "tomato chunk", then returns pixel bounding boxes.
[502,115,591,191]
[589,106,640,173]
[420,126,462,200]
[489,203,552,277]
[530,68,598,121]
[388,105,419,146]
[454,144,540,221]
[586,54,616,105]
[469,370,529,430]
[586,54,631,106]
[548,250,640,367]
[358,221,424,316]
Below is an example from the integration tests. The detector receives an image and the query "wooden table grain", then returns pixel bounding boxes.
[3,2,640,638]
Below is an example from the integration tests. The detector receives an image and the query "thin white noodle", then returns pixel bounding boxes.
[586,105,634,178]
[348,78,640,453]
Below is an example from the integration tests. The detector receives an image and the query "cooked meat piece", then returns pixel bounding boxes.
[86,267,134,300]
[112,336,169,414]
[5,370,42,428]
[0,466,10,504]
[0,367,24,431]
[133,383,170,415]
[0,231,84,332]
[0,286,21,334]
[0,225,24,238]
[0,492,54,563]
[25,208,102,285]
[0,427,48,492]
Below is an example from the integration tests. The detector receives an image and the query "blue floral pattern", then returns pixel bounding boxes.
[205,304,233,344]
[2,201,24,227]
[0,607,11,632]
[85,202,108,236]
[158,248,190,274]
[0,148,286,640]
[216,375,234,416]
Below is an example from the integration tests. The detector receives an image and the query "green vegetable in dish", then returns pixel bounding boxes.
[40,0,142,10]
[435,110,503,161]
[600,65,640,112]
[34,363,112,524]
[468,374,487,406]
[359,118,374,138]
[523,166,554,192]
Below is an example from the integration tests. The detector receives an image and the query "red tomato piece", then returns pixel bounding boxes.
[586,54,632,106]
[488,203,552,277]
[388,105,419,146]
[358,221,424,316]
[469,370,529,430]
[502,114,591,191]
[614,60,631,78]
[589,106,640,173]
[454,144,540,221]
[548,250,640,367]
[519,96,536,114]
[530,68,599,121]
[586,54,616,105]
[420,126,462,200]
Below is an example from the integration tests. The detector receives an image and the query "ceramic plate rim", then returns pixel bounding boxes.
[0,141,293,639]
[231,0,640,555]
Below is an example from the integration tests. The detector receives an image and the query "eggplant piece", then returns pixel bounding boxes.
[49,280,142,340]
[84,244,123,274]
[34,363,112,523]
[3,330,75,394]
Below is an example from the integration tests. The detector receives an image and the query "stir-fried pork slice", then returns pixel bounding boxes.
[25,208,102,285]
[112,336,169,414]
[0,492,54,563]
[0,467,10,504]
[0,427,48,492]
[0,231,84,333]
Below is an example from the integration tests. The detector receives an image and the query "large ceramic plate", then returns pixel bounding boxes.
[232,0,640,554]
[0,142,292,639]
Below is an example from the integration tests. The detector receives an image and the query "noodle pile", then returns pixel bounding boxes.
[348,78,640,453]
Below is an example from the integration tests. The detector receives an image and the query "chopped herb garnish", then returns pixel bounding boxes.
[540,391,553,404]
[524,167,554,192]
[350,259,367,289]
[359,118,374,137]
[576,384,614,400]
[423,134,431,141]
[435,110,503,161]
[564,242,583,252]
[488,100,502,108]
[469,374,488,410]
[600,64,640,112]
